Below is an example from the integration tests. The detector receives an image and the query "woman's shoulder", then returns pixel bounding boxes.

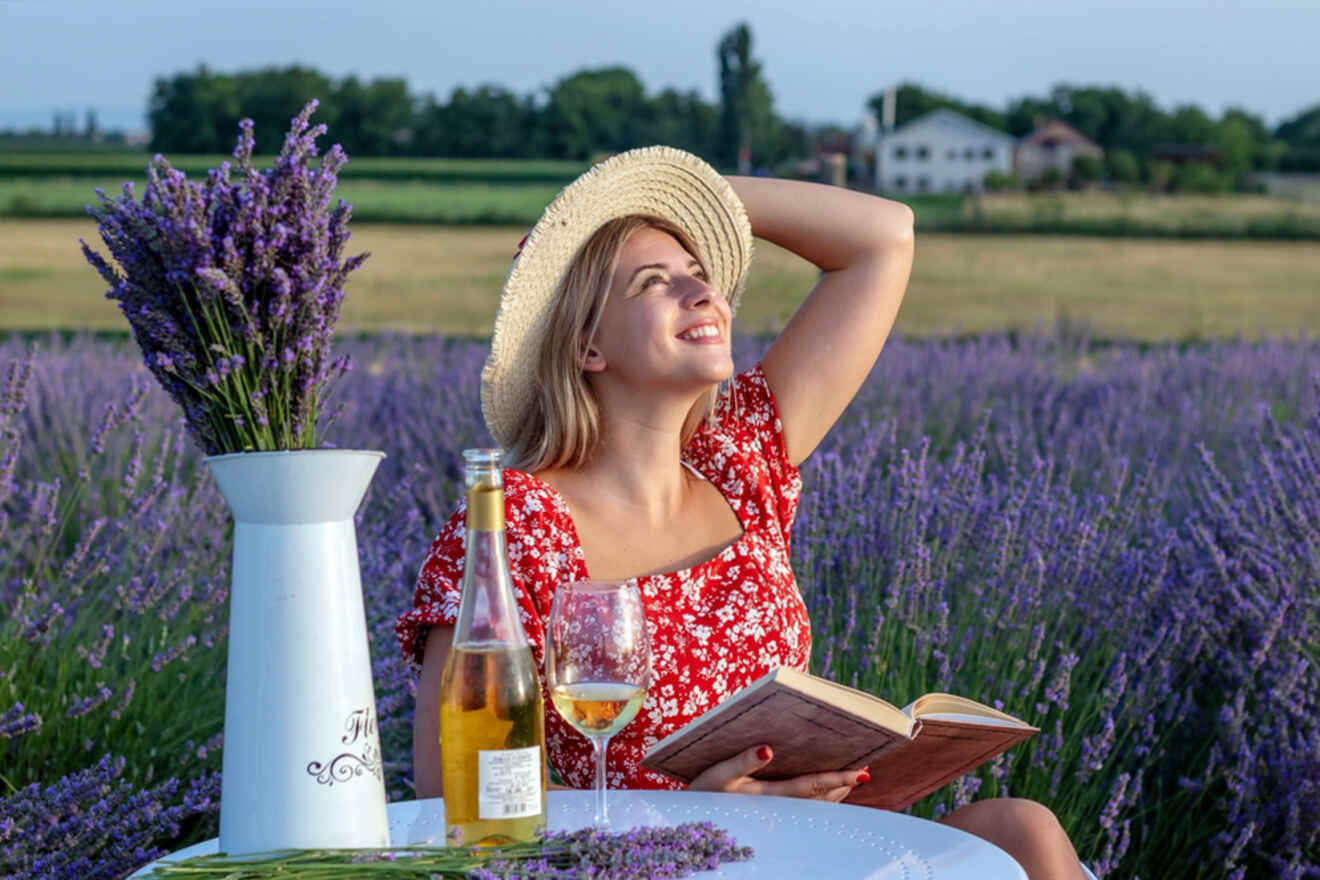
[687,362,803,533]
[503,469,560,517]
[691,363,788,455]
[501,470,586,584]
[424,469,572,556]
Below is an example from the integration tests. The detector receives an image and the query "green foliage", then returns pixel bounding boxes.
[133,56,1320,182]
[1106,150,1140,185]
[147,64,244,155]
[1036,167,1064,191]
[1175,163,1229,194]
[647,87,721,158]
[717,23,782,168]
[982,170,1018,192]
[0,152,586,184]
[1275,103,1320,146]
[333,76,414,157]
[0,176,570,225]
[1273,103,1320,171]
[868,83,1006,132]
[413,85,543,159]
[543,67,650,160]
[1071,155,1102,184]
[867,81,1310,184]
[0,358,228,795]
[143,60,741,166]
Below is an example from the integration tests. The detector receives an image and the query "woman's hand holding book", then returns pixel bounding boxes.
[686,744,871,802]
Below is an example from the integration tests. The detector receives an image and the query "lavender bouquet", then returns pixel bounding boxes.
[81,100,368,455]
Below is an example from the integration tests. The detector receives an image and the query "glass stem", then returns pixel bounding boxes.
[593,735,610,826]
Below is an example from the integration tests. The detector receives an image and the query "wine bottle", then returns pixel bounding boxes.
[439,449,547,846]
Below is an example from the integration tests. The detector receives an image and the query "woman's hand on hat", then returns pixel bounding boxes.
[686,744,870,802]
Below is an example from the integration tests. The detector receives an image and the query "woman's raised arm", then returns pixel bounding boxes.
[725,176,914,467]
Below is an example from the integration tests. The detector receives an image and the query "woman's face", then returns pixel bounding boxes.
[586,226,734,393]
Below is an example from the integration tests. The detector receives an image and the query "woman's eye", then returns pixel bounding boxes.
[643,275,667,289]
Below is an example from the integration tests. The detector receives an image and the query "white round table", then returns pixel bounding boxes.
[131,790,1028,879]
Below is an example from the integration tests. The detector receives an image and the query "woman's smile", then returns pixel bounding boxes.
[676,321,723,344]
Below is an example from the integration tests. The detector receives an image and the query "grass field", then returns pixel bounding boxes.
[0,151,591,183]
[964,191,1320,237]
[4,150,1318,240]
[4,219,1317,340]
[0,173,964,228]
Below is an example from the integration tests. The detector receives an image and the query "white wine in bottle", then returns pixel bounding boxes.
[438,449,547,846]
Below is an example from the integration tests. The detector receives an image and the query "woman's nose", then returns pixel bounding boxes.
[678,273,716,308]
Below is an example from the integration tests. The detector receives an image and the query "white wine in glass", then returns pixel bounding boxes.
[546,579,650,826]
[550,681,647,737]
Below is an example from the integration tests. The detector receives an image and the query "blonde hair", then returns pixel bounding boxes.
[505,215,723,472]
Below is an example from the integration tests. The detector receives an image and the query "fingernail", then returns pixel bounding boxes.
[756,746,772,762]
[856,771,871,784]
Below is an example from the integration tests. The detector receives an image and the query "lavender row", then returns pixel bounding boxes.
[1,330,1316,879]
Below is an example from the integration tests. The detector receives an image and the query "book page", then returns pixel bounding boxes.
[914,712,1023,728]
[908,693,1030,726]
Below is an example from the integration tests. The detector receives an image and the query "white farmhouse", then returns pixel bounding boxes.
[875,108,1016,194]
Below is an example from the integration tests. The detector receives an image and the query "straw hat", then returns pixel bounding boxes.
[481,145,755,450]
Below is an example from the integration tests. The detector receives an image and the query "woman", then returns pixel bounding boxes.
[397,147,1087,880]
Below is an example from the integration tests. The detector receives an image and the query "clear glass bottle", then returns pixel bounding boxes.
[439,449,547,846]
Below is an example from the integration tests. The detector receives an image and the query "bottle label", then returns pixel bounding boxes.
[477,745,542,819]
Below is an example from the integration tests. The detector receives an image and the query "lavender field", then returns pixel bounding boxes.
[1,329,1316,879]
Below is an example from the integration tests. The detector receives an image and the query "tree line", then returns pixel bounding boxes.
[147,24,795,169]
[142,23,1320,182]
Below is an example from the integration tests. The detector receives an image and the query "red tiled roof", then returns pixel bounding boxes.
[1021,120,1101,151]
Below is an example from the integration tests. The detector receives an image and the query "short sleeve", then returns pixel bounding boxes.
[395,505,466,670]
[395,472,585,672]
[703,363,804,539]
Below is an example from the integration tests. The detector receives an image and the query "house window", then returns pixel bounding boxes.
[894,175,908,190]
[964,147,975,160]
[947,148,957,160]
[893,145,908,160]
[917,176,931,192]
[983,147,995,160]
[917,145,930,160]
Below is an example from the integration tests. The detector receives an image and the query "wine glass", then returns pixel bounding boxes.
[545,579,651,826]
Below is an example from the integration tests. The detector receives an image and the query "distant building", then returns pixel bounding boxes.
[1016,119,1104,184]
[1152,144,1223,167]
[1250,172,1320,201]
[874,109,1016,194]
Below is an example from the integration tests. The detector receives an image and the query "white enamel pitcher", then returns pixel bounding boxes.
[205,449,389,854]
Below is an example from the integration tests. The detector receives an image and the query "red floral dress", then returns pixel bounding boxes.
[396,364,811,790]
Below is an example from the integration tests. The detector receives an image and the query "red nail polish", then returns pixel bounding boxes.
[756,746,772,762]
[856,771,871,784]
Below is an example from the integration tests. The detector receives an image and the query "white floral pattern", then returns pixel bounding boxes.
[396,364,811,790]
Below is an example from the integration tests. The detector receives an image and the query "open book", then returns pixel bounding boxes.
[640,666,1038,811]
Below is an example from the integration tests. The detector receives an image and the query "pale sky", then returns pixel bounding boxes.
[1,0,1316,133]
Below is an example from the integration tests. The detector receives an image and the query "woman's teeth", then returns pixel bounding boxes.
[679,325,719,340]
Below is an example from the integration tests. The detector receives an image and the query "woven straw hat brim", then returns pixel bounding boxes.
[481,145,754,451]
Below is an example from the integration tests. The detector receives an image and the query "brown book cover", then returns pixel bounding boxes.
[640,667,1039,811]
